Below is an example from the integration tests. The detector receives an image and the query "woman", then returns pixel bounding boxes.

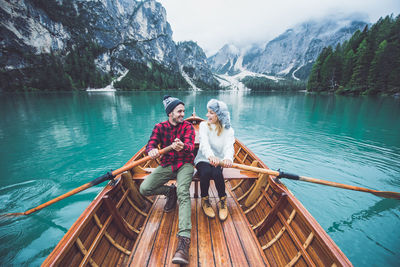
[194,99,235,221]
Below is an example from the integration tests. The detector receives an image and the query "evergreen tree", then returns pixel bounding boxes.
[307,47,333,91]
[309,14,400,95]
[368,40,388,93]
[349,39,370,92]
[386,42,400,93]
[332,43,343,87]
[341,49,356,88]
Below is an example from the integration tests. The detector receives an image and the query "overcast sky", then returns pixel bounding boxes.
[159,0,400,56]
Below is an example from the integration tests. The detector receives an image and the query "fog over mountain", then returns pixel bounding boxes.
[208,17,368,87]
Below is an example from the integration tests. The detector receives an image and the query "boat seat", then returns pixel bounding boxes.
[130,166,258,198]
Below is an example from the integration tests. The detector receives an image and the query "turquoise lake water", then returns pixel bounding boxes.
[0,91,399,266]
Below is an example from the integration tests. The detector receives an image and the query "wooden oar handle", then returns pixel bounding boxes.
[229,162,400,200]
[230,163,280,176]
[2,145,175,217]
[112,145,173,176]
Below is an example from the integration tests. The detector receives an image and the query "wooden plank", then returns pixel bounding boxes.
[197,196,216,267]
[272,225,296,266]
[227,197,270,266]
[103,196,136,239]
[59,243,82,266]
[207,188,232,267]
[164,202,180,267]
[80,192,132,267]
[112,200,146,265]
[219,202,249,267]
[79,214,112,267]
[90,208,112,266]
[128,197,165,265]
[277,208,315,266]
[255,193,288,237]
[164,197,199,267]
[220,184,274,266]
[259,194,294,266]
[78,218,102,264]
[96,197,134,266]
[75,238,99,267]
[188,198,199,267]
[42,184,113,266]
[147,204,176,266]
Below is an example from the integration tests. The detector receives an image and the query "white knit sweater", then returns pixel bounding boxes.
[194,121,235,165]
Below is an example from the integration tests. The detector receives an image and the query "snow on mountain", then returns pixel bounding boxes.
[207,44,241,75]
[245,19,367,78]
[216,70,282,90]
[208,17,368,85]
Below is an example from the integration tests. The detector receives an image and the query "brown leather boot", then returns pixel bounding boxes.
[172,235,191,265]
[201,196,215,218]
[164,184,177,212]
[218,196,228,221]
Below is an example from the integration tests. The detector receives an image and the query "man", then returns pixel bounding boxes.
[139,95,195,265]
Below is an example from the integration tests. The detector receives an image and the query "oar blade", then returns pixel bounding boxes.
[371,191,400,200]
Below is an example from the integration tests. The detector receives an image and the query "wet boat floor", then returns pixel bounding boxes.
[127,181,268,266]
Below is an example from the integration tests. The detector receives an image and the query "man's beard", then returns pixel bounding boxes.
[172,116,183,124]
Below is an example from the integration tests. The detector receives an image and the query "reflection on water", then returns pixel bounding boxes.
[328,198,400,233]
[328,198,400,257]
[0,91,399,265]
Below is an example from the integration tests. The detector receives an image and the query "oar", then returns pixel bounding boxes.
[2,145,173,217]
[228,162,400,200]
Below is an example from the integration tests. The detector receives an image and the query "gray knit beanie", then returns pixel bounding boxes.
[163,95,184,115]
[207,99,231,129]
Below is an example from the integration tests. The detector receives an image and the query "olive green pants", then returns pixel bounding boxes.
[139,163,194,238]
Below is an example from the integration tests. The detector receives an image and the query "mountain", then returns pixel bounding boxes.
[177,41,220,90]
[209,18,368,82]
[0,0,218,91]
[207,44,241,75]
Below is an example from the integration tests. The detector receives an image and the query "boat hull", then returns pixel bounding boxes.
[43,116,351,266]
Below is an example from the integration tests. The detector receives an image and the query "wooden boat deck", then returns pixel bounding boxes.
[128,181,268,266]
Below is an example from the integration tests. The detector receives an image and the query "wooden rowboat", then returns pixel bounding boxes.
[43,115,352,266]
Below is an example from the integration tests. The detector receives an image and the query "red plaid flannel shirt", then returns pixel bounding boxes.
[146,120,195,171]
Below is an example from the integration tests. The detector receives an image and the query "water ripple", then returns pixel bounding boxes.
[0,179,58,214]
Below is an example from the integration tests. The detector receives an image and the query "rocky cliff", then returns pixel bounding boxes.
[0,0,217,90]
[177,41,219,90]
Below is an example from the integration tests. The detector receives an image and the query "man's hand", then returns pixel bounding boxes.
[148,148,160,159]
[221,159,233,168]
[172,138,184,151]
[208,156,220,167]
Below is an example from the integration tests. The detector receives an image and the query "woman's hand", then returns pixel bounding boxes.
[208,156,220,167]
[221,159,232,168]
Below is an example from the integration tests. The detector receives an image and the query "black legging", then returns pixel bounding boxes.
[196,161,227,198]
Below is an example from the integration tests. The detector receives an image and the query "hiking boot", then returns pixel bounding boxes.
[172,235,191,265]
[201,196,215,218]
[218,196,228,221]
[164,184,177,212]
